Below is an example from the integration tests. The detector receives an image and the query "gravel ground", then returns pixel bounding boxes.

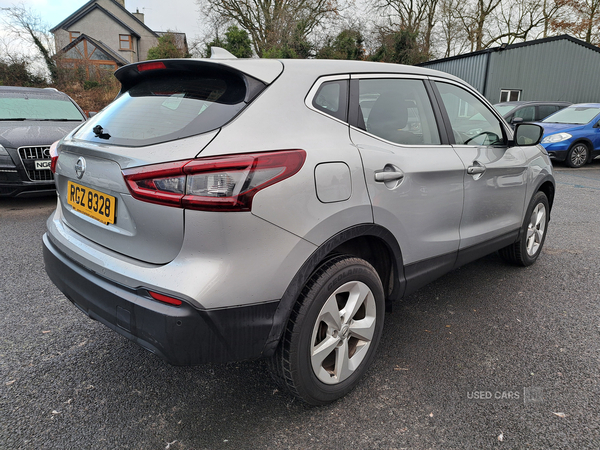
[1,163,599,449]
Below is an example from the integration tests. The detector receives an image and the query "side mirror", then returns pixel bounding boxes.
[511,117,524,124]
[513,123,543,146]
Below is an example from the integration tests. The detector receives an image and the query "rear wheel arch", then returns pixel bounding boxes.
[262,224,404,357]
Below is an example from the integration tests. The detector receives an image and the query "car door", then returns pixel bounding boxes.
[432,80,528,264]
[349,75,465,292]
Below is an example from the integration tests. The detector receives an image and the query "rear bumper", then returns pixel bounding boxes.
[43,233,279,365]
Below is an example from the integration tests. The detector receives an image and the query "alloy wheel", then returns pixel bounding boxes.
[310,280,377,385]
[526,202,547,257]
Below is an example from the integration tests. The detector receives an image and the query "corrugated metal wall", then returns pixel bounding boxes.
[422,37,600,104]
[424,53,489,93]
[487,39,600,103]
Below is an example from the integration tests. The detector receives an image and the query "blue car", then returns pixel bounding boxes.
[537,103,600,168]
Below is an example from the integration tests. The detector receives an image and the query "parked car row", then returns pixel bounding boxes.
[494,100,600,168]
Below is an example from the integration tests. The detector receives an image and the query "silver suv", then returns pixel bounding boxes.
[43,53,555,405]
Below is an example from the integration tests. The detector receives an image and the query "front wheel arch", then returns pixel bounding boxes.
[499,191,549,266]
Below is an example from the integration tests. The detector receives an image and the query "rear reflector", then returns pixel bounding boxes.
[149,291,183,306]
[122,150,306,211]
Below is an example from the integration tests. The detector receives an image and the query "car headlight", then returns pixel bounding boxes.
[541,132,572,144]
[0,144,9,156]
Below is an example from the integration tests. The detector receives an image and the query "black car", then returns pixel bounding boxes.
[494,101,572,128]
[0,87,86,197]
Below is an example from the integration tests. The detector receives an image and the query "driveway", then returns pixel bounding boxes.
[1,163,599,449]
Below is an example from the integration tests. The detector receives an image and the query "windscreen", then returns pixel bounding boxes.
[74,69,248,147]
[0,94,84,121]
[543,106,600,125]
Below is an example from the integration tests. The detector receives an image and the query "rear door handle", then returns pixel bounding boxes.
[375,171,404,182]
[374,165,405,189]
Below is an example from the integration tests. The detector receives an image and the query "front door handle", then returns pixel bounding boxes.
[467,164,486,175]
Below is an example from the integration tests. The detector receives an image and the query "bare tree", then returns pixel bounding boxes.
[553,0,600,44]
[436,0,471,57]
[197,0,340,57]
[1,4,56,80]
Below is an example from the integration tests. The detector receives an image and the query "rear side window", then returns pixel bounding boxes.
[312,80,348,121]
[538,105,560,120]
[357,78,441,145]
[74,69,251,147]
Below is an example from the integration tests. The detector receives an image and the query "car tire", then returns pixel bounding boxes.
[499,191,549,266]
[270,255,385,405]
[566,142,589,168]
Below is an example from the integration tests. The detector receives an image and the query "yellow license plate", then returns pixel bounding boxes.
[67,181,116,225]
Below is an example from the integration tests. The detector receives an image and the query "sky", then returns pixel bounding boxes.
[0,0,206,40]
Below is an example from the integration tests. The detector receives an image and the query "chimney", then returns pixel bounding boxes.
[114,0,125,6]
[133,8,144,23]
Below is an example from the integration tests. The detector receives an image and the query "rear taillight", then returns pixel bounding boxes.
[49,141,59,173]
[122,150,306,212]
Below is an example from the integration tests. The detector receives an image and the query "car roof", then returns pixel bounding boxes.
[494,100,571,106]
[565,103,600,108]
[123,57,468,87]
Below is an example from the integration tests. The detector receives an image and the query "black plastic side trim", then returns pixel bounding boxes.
[403,251,457,297]
[262,224,405,356]
[454,230,519,268]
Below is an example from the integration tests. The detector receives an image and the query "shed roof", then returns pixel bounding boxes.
[420,34,600,67]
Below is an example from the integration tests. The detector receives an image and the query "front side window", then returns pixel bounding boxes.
[357,78,441,145]
[436,82,505,146]
[513,106,535,122]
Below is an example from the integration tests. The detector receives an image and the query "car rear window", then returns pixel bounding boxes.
[74,69,251,147]
[0,94,84,121]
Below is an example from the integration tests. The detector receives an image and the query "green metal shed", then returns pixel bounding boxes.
[419,35,600,104]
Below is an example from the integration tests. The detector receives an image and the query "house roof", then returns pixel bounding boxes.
[55,33,130,66]
[156,31,189,53]
[50,0,159,38]
[420,34,600,66]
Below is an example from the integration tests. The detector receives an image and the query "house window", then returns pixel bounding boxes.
[119,34,132,50]
[499,89,521,102]
[69,31,81,42]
